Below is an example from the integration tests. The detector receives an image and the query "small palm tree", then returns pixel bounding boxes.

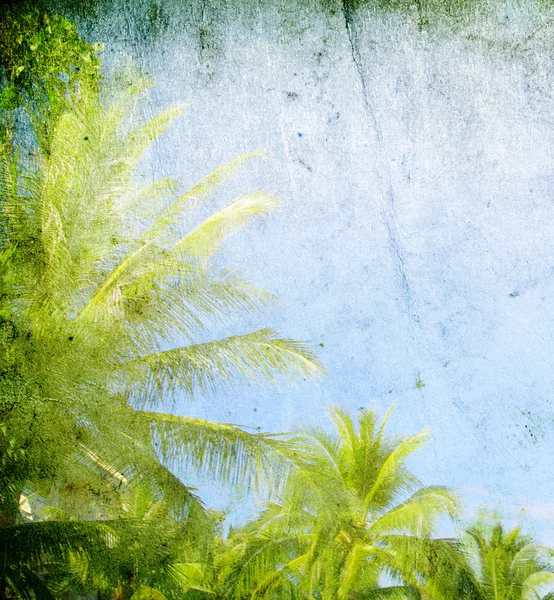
[457,520,554,600]
[218,406,458,600]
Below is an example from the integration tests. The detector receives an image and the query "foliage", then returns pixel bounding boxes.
[0,9,324,596]
[0,519,110,599]
[0,5,101,98]
[0,50,323,497]
[456,520,554,600]
[215,407,460,599]
[1,7,552,600]
[0,3,102,155]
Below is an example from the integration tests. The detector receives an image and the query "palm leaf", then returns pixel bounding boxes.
[133,410,298,495]
[522,572,554,600]
[131,328,325,401]
[144,152,263,243]
[362,430,431,513]
[369,487,458,538]
[174,190,278,261]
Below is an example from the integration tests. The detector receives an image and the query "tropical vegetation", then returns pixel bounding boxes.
[0,5,552,600]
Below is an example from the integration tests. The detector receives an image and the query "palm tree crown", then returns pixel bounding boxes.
[218,406,458,600]
[459,521,554,600]
[0,71,324,596]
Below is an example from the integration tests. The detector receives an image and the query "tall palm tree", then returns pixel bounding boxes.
[454,521,554,600]
[217,407,459,600]
[0,70,324,595]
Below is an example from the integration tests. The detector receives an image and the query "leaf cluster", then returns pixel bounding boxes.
[0,5,102,114]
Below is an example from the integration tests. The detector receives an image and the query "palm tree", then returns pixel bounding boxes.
[217,406,459,600]
[453,520,554,600]
[0,69,324,595]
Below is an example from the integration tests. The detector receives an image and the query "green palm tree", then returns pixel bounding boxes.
[0,70,323,596]
[455,521,554,600]
[217,406,458,600]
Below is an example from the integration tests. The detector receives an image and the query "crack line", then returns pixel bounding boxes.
[341,0,419,323]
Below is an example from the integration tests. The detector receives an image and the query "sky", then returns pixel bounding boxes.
[73,0,554,543]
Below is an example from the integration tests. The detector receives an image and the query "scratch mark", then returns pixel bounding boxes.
[504,309,554,352]
[298,158,313,172]
[341,0,419,322]
[341,0,381,144]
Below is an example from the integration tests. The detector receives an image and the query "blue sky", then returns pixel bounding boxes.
[85,0,554,543]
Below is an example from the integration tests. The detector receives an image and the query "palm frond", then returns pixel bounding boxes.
[173,190,278,261]
[165,562,215,595]
[144,152,263,243]
[522,572,554,600]
[133,410,297,495]
[362,430,431,513]
[131,328,325,401]
[369,487,458,538]
[337,541,375,599]
[0,520,110,593]
[130,585,170,600]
